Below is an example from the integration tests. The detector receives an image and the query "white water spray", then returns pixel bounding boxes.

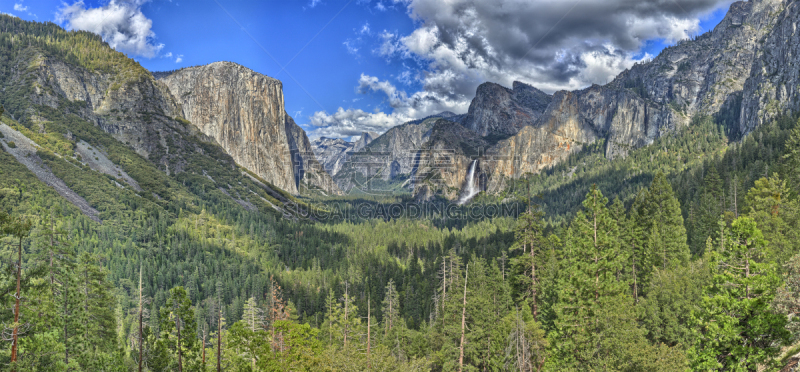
[458,160,480,205]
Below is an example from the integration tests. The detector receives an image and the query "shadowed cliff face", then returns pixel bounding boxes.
[461,81,552,138]
[411,120,488,200]
[330,116,446,193]
[311,132,378,178]
[284,114,342,195]
[157,62,299,194]
[740,0,800,135]
[14,52,212,176]
[413,0,788,201]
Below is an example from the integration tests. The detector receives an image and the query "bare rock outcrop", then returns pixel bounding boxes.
[461,81,552,137]
[285,114,341,195]
[157,62,298,193]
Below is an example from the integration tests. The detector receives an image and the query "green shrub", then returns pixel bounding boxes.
[7,141,16,148]
[36,149,57,161]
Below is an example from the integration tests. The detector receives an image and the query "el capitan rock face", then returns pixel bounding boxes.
[157,62,299,194]
[154,61,342,195]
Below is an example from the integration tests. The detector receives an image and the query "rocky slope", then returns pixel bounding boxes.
[0,123,101,222]
[311,131,378,177]
[460,81,552,137]
[332,116,442,193]
[285,114,342,195]
[740,0,800,134]
[412,120,488,200]
[12,50,190,174]
[415,0,789,201]
[0,15,321,220]
[156,62,298,193]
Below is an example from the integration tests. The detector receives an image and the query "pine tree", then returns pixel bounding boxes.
[773,253,800,341]
[550,185,629,368]
[73,252,118,370]
[745,174,800,263]
[783,125,800,193]
[157,287,200,372]
[510,203,547,319]
[634,172,690,292]
[3,206,32,371]
[690,217,790,370]
[694,166,724,255]
[610,198,643,302]
[340,282,360,349]
[504,305,547,372]
[382,279,400,336]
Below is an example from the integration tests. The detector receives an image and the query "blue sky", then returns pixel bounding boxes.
[5,0,733,140]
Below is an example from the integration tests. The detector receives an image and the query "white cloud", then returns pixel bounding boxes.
[56,0,164,58]
[383,0,731,97]
[13,4,27,12]
[359,22,371,35]
[164,52,172,58]
[175,54,183,63]
[343,39,360,55]
[313,0,735,139]
[309,74,470,138]
[308,0,323,8]
[309,107,409,139]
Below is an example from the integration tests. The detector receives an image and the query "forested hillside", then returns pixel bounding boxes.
[3,5,800,372]
[4,97,800,370]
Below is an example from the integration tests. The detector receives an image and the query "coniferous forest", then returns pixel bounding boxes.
[2,9,800,372]
[3,100,800,370]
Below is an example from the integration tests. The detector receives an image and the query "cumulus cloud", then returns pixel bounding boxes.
[13,4,27,12]
[309,74,470,138]
[310,108,407,139]
[311,0,735,139]
[391,0,733,97]
[56,0,164,58]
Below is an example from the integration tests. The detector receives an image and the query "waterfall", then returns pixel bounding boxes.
[458,160,480,205]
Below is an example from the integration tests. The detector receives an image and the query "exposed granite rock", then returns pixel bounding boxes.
[0,123,101,222]
[353,131,379,151]
[312,137,356,176]
[333,117,439,192]
[740,0,800,134]
[461,81,552,137]
[21,55,185,162]
[157,62,298,193]
[285,114,342,195]
[611,0,783,123]
[412,120,488,200]
[413,0,786,201]
[311,131,378,178]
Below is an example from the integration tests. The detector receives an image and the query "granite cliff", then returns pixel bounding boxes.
[156,62,340,195]
[0,15,335,223]
[740,0,800,134]
[461,81,552,138]
[311,131,378,178]
[158,63,290,194]
[414,0,789,201]
[332,116,445,193]
[285,114,342,195]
